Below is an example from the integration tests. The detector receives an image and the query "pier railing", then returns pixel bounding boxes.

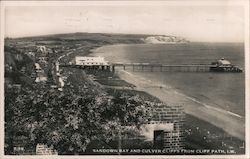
[112,63,214,72]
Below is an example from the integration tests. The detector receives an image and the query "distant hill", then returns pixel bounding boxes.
[7,32,188,44]
[8,32,149,44]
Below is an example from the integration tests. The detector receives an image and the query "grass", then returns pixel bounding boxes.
[95,79,134,87]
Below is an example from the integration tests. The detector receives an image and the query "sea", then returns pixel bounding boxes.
[91,42,245,117]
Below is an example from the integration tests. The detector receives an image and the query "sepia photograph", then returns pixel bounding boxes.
[0,0,249,158]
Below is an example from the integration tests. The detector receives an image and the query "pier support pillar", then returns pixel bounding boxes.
[107,66,110,72]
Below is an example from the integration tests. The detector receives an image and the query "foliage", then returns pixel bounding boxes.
[5,77,151,154]
[4,33,152,154]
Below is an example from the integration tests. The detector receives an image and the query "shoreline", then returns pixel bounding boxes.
[116,69,244,140]
[88,67,244,152]
[90,44,245,140]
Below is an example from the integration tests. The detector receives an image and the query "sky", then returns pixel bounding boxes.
[4,5,245,42]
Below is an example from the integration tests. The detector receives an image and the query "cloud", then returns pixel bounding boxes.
[5,5,244,42]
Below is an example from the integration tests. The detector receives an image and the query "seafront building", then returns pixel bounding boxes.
[74,56,113,71]
[75,56,109,66]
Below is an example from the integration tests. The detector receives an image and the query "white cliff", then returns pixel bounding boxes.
[142,35,189,44]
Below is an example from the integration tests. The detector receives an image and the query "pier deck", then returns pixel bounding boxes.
[112,63,215,72]
[60,62,242,73]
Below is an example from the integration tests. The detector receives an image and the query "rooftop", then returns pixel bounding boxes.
[218,58,231,65]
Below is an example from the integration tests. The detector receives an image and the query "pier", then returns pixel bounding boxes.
[112,63,214,72]
[60,62,242,73]
[60,57,242,73]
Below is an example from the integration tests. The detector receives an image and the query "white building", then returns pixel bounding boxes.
[34,63,44,73]
[37,46,47,55]
[55,61,60,72]
[35,76,47,83]
[75,56,109,66]
[217,58,231,66]
[58,77,65,87]
[34,63,41,70]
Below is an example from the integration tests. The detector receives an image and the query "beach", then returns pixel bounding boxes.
[116,69,245,140]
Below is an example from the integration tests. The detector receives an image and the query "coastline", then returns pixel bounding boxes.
[90,44,245,140]
[116,69,244,140]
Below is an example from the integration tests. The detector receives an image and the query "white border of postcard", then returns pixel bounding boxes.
[0,0,249,159]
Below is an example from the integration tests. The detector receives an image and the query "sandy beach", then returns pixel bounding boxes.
[116,69,245,140]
